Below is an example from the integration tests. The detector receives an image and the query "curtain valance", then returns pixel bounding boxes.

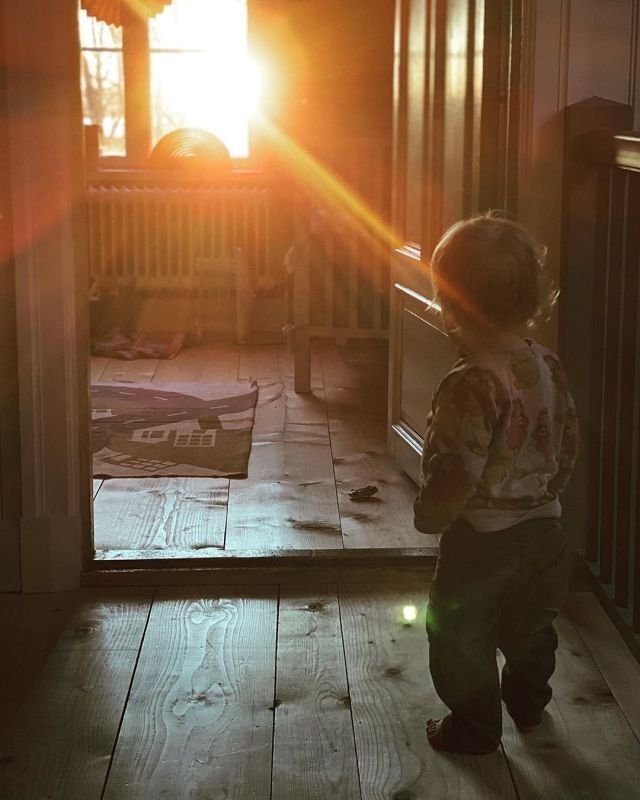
[81,0,174,26]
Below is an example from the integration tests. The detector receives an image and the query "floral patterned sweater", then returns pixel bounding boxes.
[413,339,579,535]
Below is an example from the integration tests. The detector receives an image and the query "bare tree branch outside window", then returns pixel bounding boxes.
[79,11,125,155]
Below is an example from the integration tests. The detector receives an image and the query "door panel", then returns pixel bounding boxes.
[388,0,521,479]
[389,282,456,483]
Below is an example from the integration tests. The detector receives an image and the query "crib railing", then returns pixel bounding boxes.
[287,138,392,391]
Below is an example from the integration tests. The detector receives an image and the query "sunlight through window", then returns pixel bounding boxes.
[78,0,260,160]
[149,0,260,158]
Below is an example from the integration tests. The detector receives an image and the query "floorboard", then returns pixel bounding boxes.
[272,585,360,799]
[321,341,437,550]
[153,341,240,383]
[90,356,108,383]
[0,589,153,800]
[564,592,640,742]
[0,590,81,736]
[93,478,228,552]
[102,586,278,800]
[500,611,640,799]
[238,344,288,381]
[339,584,518,799]
[99,357,160,384]
[225,370,341,551]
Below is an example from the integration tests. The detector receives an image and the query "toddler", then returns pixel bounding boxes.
[413,212,579,754]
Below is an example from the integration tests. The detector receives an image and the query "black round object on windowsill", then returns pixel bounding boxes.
[149,128,232,172]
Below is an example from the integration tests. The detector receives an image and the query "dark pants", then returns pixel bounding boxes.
[426,516,569,752]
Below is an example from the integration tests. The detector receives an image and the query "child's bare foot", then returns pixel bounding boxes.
[513,718,540,733]
[505,707,542,733]
[426,718,498,754]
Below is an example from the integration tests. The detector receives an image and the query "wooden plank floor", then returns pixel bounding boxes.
[92,340,438,558]
[1,588,639,799]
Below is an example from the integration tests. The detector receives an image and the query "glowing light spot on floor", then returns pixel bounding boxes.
[403,605,418,622]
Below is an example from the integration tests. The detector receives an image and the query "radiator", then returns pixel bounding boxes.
[86,185,272,290]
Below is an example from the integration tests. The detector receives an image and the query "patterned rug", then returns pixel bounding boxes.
[92,381,258,478]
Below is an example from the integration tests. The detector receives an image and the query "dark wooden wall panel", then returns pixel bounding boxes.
[393,0,521,261]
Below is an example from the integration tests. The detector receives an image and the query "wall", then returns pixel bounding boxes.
[251,0,394,143]
[518,0,639,344]
[249,0,395,209]
[517,0,640,549]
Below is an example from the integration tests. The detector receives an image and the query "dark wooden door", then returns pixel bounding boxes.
[388,0,522,478]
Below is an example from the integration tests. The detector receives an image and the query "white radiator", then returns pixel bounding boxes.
[86,185,272,290]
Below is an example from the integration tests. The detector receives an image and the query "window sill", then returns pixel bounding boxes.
[86,166,269,186]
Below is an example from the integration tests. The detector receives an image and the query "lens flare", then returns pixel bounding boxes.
[402,605,418,622]
[255,114,401,254]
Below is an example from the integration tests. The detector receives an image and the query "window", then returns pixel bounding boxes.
[78,0,259,163]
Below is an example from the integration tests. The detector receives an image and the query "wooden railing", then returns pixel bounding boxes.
[565,125,640,648]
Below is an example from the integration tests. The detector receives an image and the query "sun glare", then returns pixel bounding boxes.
[403,605,418,622]
[150,0,262,157]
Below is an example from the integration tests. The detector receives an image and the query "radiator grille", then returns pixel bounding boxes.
[86,185,272,290]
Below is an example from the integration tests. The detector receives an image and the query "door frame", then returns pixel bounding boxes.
[3,0,91,591]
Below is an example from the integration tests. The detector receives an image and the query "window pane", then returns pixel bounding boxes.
[151,51,253,157]
[79,10,124,156]
[80,50,126,156]
[149,0,256,158]
[79,10,122,50]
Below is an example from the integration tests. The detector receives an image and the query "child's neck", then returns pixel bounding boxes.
[452,325,527,356]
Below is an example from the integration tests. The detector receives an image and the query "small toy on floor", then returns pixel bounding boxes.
[348,485,379,502]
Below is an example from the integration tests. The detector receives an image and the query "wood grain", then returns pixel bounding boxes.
[99,357,159,384]
[328,409,436,549]
[239,342,323,384]
[153,342,240,383]
[0,589,153,800]
[500,610,640,799]
[322,341,438,549]
[226,442,341,550]
[564,592,640,741]
[226,363,341,550]
[272,585,360,799]
[102,586,278,800]
[339,584,517,799]
[238,343,287,380]
[90,356,108,383]
[93,477,228,552]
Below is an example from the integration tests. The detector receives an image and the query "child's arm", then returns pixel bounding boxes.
[413,366,500,535]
